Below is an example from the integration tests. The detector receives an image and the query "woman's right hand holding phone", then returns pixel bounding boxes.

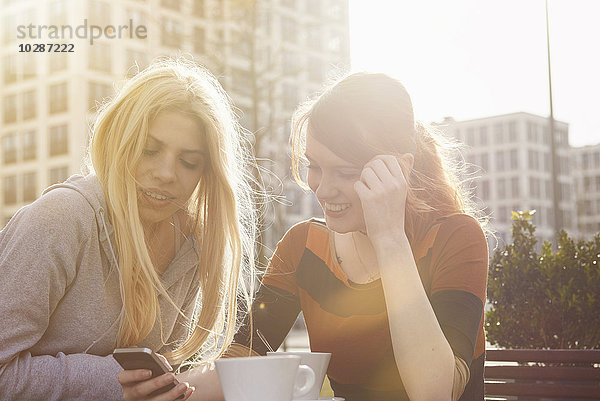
[118,369,194,401]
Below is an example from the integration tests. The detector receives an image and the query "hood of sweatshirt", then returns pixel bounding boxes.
[43,174,117,271]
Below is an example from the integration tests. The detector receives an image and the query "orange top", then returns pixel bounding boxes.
[236,214,488,400]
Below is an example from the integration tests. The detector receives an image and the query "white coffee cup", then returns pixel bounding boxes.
[215,355,315,401]
[267,351,332,400]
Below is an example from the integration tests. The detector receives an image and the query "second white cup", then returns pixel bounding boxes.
[267,351,332,400]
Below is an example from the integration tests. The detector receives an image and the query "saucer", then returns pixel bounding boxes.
[293,398,344,401]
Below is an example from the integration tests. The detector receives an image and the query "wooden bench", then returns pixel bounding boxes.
[484,349,600,400]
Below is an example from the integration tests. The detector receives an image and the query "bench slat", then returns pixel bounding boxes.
[485,365,600,381]
[484,382,600,398]
[486,349,600,364]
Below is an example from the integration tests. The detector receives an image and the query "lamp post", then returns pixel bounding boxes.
[546,0,561,245]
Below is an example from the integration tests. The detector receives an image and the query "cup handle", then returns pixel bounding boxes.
[293,364,315,399]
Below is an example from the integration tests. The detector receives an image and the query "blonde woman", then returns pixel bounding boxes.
[0,59,257,401]
[128,72,489,401]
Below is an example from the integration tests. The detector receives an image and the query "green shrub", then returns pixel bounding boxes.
[486,210,600,349]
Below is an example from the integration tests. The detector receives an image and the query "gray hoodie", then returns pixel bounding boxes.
[0,174,201,400]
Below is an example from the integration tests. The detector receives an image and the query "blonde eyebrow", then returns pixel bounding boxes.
[147,135,206,155]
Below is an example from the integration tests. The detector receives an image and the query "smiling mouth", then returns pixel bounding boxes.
[324,203,350,212]
[143,190,172,201]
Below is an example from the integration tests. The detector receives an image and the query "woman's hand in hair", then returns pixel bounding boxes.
[354,154,414,243]
[119,369,195,401]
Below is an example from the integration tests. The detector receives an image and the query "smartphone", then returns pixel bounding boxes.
[113,347,184,399]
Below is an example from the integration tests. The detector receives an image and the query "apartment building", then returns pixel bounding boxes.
[0,0,350,247]
[440,112,576,247]
[571,144,600,238]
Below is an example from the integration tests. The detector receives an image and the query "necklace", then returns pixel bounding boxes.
[336,232,380,283]
[351,232,381,282]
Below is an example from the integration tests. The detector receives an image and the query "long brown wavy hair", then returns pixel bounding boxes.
[291,72,486,242]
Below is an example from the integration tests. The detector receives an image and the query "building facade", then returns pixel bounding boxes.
[571,144,600,238]
[440,112,577,248]
[0,0,350,247]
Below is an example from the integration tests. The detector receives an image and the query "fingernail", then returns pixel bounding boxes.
[185,387,195,397]
[177,382,188,391]
[143,369,152,378]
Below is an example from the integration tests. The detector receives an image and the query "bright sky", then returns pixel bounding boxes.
[349,0,600,147]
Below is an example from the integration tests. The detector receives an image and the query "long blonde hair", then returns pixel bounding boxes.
[90,58,256,364]
[291,72,484,241]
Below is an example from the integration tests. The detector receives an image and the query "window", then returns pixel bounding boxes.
[509,149,518,170]
[527,122,538,143]
[88,0,110,26]
[161,0,180,10]
[49,51,68,72]
[308,57,324,83]
[281,0,295,9]
[307,27,322,52]
[479,126,488,146]
[22,171,37,202]
[508,121,517,142]
[233,30,251,58]
[193,0,204,17]
[3,55,17,84]
[22,90,36,120]
[193,27,205,54]
[281,16,297,44]
[88,82,112,111]
[481,180,490,200]
[2,14,14,45]
[282,50,300,76]
[231,69,252,97]
[22,54,36,80]
[89,42,111,72]
[49,82,68,114]
[3,94,17,123]
[210,1,224,19]
[495,150,505,171]
[47,0,67,25]
[465,128,475,146]
[2,134,17,164]
[161,18,182,48]
[306,0,321,16]
[126,9,147,29]
[327,31,344,53]
[493,123,504,144]
[3,175,17,204]
[282,83,299,111]
[22,131,36,161]
[480,153,489,172]
[511,177,519,198]
[529,177,541,198]
[49,124,68,156]
[560,183,571,202]
[528,150,539,170]
[327,0,344,20]
[49,166,69,185]
[544,153,551,171]
[497,178,506,199]
[498,206,508,223]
